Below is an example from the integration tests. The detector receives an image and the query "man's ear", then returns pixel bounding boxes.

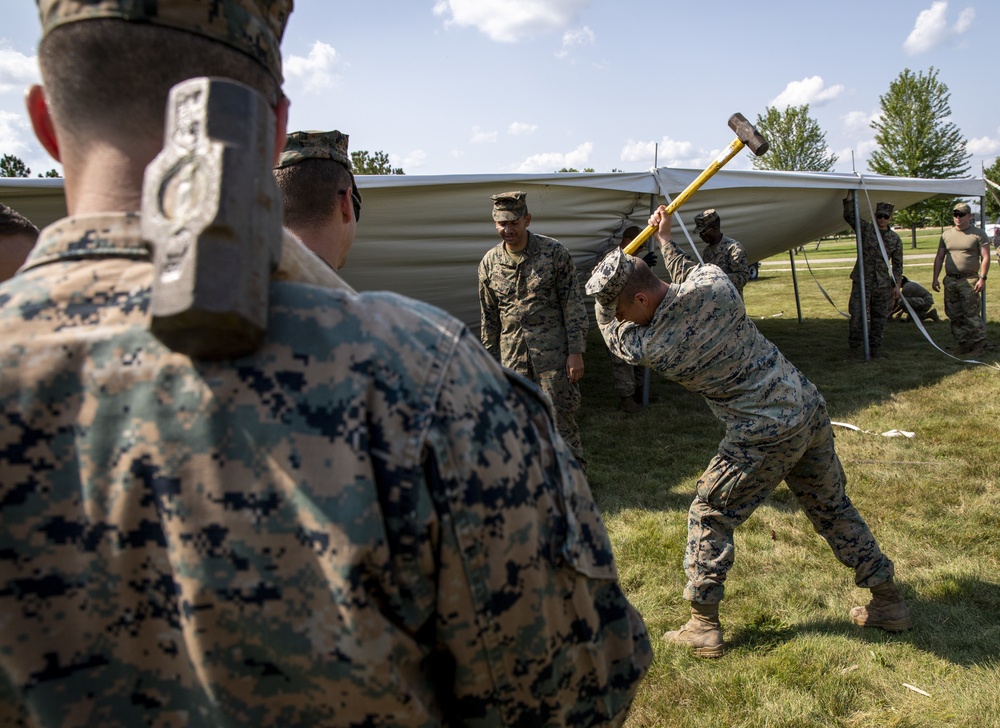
[271,94,290,166]
[338,183,354,222]
[26,85,60,162]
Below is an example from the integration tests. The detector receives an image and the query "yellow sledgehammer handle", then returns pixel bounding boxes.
[622,137,746,256]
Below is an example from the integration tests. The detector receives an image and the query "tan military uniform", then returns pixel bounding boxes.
[939,225,989,350]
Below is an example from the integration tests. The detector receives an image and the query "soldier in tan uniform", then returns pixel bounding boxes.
[0,2,651,725]
[586,205,910,659]
[274,129,362,270]
[932,202,990,357]
[479,191,589,464]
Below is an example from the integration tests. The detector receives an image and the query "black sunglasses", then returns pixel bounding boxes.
[953,210,967,217]
[876,213,891,220]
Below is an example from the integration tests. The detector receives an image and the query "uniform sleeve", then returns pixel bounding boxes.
[890,233,903,283]
[843,197,856,227]
[477,257,501,361]
[726,241,751,291]
[425,332,651,725]
[659,238,698,284]
[554,246,588,355]
[595,301,646,366]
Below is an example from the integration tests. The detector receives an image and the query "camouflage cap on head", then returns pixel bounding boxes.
[586,246,635,306]
[36,0,292,84]
[952,202,971,215]
[875,202,894,216]
[275,130,352,170]
[492,191,528,222]
[693,209,720,233]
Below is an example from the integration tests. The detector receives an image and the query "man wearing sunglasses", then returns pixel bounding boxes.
[843,190,903,360]
[274,129,363,271]
[932,202,990,357]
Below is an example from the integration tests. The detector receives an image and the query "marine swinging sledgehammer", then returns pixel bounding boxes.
[622,113,769,256]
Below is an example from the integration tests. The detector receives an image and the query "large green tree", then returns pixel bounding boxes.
[350,150,403,175]
[868,67,970,243]
[984,156,1000,222]
[750,104,837,172]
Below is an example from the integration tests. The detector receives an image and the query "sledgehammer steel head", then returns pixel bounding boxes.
[142,77,282,360]
[728,112,769,156]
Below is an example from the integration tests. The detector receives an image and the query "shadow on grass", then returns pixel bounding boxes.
[725,576,1000,668]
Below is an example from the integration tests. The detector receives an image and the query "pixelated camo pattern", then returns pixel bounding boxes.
[478,231,587,374]
[0,213,650,726]
[276,129,351,170]
[36,0,291,83]
[701,235,750,298]
[843,198,903,288]
[596,237,821,446]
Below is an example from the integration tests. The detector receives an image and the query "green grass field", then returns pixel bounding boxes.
[578,233,1000,727]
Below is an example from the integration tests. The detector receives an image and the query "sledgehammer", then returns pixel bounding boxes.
[622,113,769,256]
[142,77,353,360]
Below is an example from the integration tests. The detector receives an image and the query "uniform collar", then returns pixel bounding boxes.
[22,212,151,272]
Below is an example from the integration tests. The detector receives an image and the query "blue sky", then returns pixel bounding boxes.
[1,0,997,178]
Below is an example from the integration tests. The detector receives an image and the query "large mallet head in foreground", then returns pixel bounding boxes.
[622,112,770,256]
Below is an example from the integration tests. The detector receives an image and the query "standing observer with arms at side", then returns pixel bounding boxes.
[479,190,589,465]
[0,2,650,725]
[932,202,990,358]
[586,205,911,659]
[843,190,903,360]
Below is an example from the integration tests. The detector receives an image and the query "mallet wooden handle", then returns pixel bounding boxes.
[622,138,747,256]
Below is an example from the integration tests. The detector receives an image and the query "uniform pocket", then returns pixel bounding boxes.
[696,446,764,509]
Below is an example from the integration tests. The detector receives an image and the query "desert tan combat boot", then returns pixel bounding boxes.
[850,579,913,632]
[662,602,725,658]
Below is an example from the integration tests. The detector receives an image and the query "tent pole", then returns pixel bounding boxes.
[788,250,803,323]
[639,192,656,407]
[852,187,870,360]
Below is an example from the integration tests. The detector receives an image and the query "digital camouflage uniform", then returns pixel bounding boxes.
[590,244,895,605]
[844,198,903,353]
[898,279,934,319]
[1,2,651,725]
[0,214,651,727]
[938,224,989,351]
[700,235,750,299]
[479,230,588,462]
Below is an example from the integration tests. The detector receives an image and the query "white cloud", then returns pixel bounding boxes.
[285,41,340,94]
[470,126,498,143]
[770,76,845,109]
[842,110,876,134]
[621,137,697,167]
[508,122,537,136]
[433,0,589,43]
[903,1,974,55]
[968,135,1000,156]
[555,26,595,58]
[0,110,31,156]
[513,141,592,172]
[398,149,427,170]
[0,47,39,94]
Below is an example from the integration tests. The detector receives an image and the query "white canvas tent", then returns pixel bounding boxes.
[1,169,984,328]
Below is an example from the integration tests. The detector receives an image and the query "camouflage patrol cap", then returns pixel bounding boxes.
[953,202,971,215]
[275,130,352,171]
[36,0,292,84]
[693,209,720,233]
[585,246,635,306]
[875,202,894,216]
[492,191,528,221]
